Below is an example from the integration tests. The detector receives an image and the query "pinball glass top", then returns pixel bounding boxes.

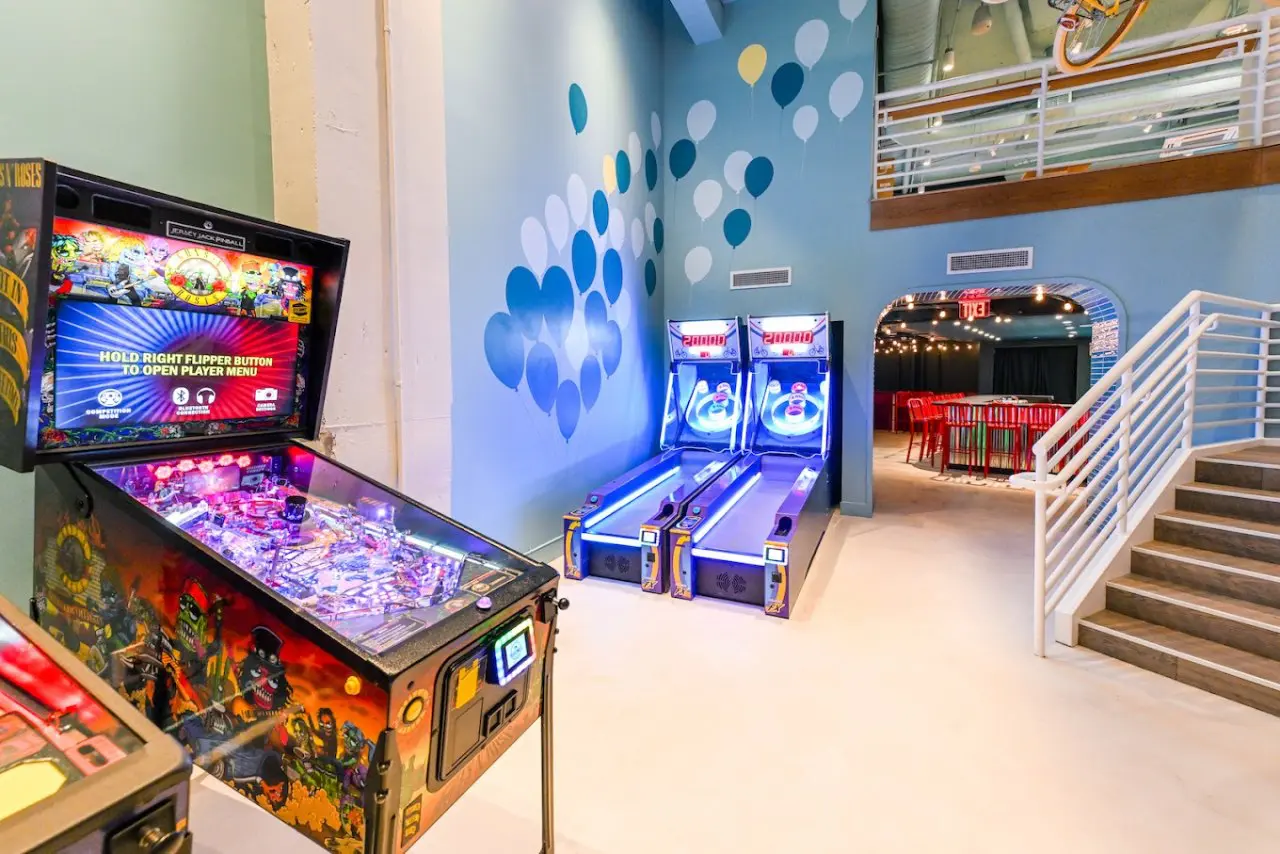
[0,612,143,823]
[93,446,531,655]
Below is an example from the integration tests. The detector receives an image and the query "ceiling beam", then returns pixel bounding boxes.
[670,0,725,45]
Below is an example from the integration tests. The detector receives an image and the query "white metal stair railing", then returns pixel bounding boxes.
[1010,291,1279,656]
[874,9,1280,197]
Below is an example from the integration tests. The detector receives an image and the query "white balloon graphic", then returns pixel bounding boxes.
[521,217,548,276]
[608,208,626,251]
[614,288,633,333]
[645,203,658,242]
[795,19,830,70]
[563,311,589,370]
[651,112,663,148]
[628,132,643,176]
[693,179,724,222]
[567,174,589,227]
[544,195,569,253]
[830,71,865,122]
[687,100,717,144]
[793,105,819,143]
[724,150,753,195]
[631,219,646,260]
[685,247,713,285]
[840,0,868,24]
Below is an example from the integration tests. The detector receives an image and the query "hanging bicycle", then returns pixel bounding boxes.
[1050,0,1150,73]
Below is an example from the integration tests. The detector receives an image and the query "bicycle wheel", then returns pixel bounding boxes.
[1053,0,1150,74]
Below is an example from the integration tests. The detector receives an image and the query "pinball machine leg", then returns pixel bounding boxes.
[539,595,568,854]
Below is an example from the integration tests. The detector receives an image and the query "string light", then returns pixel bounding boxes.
[1063,301,1074,312]
[938,310,948,319]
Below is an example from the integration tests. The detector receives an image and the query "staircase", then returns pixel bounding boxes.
[1079,446,1280,717]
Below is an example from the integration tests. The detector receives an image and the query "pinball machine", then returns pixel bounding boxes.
[0,160,566,853]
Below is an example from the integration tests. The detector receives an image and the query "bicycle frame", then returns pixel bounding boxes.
[1077,0,1121,14]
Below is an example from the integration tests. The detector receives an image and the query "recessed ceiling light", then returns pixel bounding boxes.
[1063,302,1074,312]
[931,319,939,325]
[953,320,961,326]
[1143,124,1153,134]
[1055,315,1063,320]
[938,310,947,319]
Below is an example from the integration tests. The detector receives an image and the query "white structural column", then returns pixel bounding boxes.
[263,0,452,509]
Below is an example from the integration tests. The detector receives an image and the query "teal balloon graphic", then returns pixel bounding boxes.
[526,343,559,414]
[654,218,665,254]
[555,381,582,442]
[484,313,524,390]
[542,266,574,344]
[724,208,752,248]
[585,291,609,351]
[602,321,623,376]
[645,150,658,191]
[745,157,775,199]
[771,62,805,110]
[569,84,588,134]
[572,230,597,293]
[505,266,542,340]
[602,249,623,304]
[592,191,609,236]
[669,139,697,181]
[645,259,658,296]
[616,151,632,194]
[581,355,602,410]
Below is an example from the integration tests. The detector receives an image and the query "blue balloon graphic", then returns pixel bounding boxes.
[616,151,632,194]
[505,266,542,340]
[569,84,588,134]
[654,218,665,255]
[669,139,697,182]
[483,313,524,391]
[526,343,559,414]
[645,259,658,296]
[571,230,597,293]
[592,191,609,236]
[771,62,805,110]
[542,266,574,344]
[581,356,602,410]
[602,250,623,304]
[555,381,582,442]
[645,150,658,191]
[724,208,752,249]
[584,291,609,352]
[745,157,775,199]
[602,321,623,377]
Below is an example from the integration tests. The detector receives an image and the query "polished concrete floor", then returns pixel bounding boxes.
[191,432,1280,853]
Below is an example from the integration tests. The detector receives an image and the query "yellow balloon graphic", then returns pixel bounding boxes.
[603,155,618,196]
[738,44,767,87]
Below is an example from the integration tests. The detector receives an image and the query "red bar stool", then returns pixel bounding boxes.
[905,398,940,463]
[1025,404,1063,472]
[940,403,980,475]
[984,404,1022,477]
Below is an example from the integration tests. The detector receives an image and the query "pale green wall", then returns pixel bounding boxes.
[0,0,274,606]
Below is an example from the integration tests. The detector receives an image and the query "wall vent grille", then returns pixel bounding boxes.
[731,267,792,290]
[946,247,1033,275]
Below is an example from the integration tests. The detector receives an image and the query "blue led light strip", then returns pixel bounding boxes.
[581,532,642,547]
[689,547,766,566]
[692,472,762,544]
[584,467,680,530]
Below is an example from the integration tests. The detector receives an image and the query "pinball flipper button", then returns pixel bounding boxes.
[476,596,493,611]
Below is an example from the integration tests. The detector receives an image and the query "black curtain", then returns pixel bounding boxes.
[992,346,1077,403]
[874,350,979,393]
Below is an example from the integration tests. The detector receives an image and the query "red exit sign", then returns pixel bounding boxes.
[682,334,727,348]
[762,330,813,346]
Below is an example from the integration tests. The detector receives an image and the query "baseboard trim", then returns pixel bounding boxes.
[840,499,873,518]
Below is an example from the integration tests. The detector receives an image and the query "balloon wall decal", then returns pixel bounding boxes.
[631,219,645,260]
[555,381,581,441]
[580,355,602,411]
[506,266,542,340]
[693,179,724,223]
[602,321,623,377]
[830,71,865,123]
[645,150,658,191]
[602,249,624,303]
[572,230,597,292]
[670,139,697,181]
[584,291,609,351]
[566,174,588,227]
[724,208,752,249]
[795,19,830,70]
[794,105,819,143]
[545,195,569,254]
[738,44,768,87]
[685,246,713,285]
[592,191,609,236]
[608,208,625,251]
[602,155,619,196]
[564,312,589,370]
[484,313,525,391]
[541,266,574,344]
[645,259,658,296]
[745,156,775,199]
[627,133,643,176]
[615,151,632,194]
[653,218,665,254]
[724,150,752,195]
[613,288,633,333]
[840,0,868,26]
[526,343,559,414]
[651,111,662,147]
[568,84,588,135]
[687,100,717,144]
[520,217,548,276]
[771,62,805,111]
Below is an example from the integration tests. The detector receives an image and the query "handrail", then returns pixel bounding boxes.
[1012,291,1279,656]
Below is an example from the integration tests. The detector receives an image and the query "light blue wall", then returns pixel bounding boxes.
[661,0,1280,516]
[443,0,667,551]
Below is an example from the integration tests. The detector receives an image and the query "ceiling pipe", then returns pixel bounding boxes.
[999,1,1034,65]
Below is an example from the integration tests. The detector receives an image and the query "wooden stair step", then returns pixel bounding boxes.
[1079,610,1280,717]
[1197,448,1280,491]
[1155,510,1280,564]
[1131,540,1280,609]
[1176,481,1280,524]
[1107,574,1280,661]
